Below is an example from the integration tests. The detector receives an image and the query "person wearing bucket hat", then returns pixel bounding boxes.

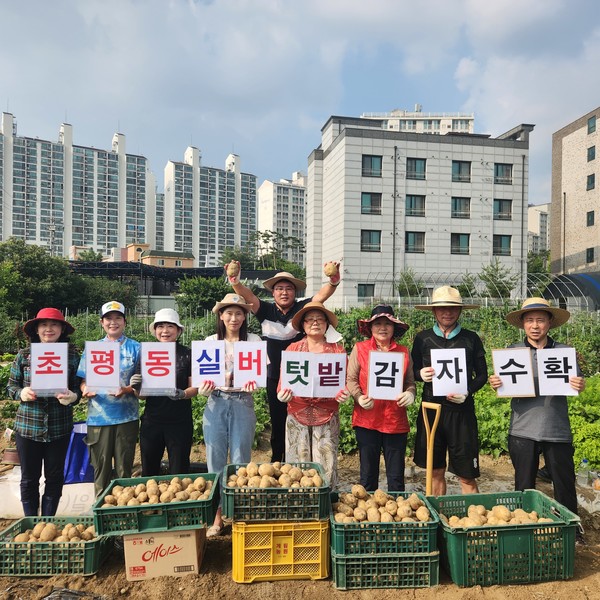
[489,298,585,526]
[6,308,81,516]
[130,308,198,477]
[224,259,342,462]
[200,293,264,537]
[77,301,141,496]
[276,302,348,489]
[346,305,416,491]
[412,286,487,495]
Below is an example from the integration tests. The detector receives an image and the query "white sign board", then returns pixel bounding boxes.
[280,352,347,398]
[431,348,468,396]
[492,348,536,397]
[537,347,579,396]
[367,352,405,401]
[30,343,69,396]
[191,341,226,388]
[140,342,177,396]
[84,341,120,393]
[234,341,267,389]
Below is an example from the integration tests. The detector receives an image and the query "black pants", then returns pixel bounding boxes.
[354,426,407,492]
[16,432,70,516]
[267,377,288,462]
[140,416,193,476]
[508,435,577,514]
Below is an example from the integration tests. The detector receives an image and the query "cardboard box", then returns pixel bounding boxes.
[124,528,206,581]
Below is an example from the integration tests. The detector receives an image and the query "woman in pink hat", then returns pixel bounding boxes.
[6,308,81,516]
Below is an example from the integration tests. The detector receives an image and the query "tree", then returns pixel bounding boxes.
[479,259,520,298]
[220,246,256,270]
[77,248,104,261]
[457,272,478,299]
[527,250,552,296]
[248,230,305,270]
[78,276,139,313]
[396,268,424,297]
[176,276,231,318]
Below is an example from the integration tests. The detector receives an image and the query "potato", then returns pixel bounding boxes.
[160,491,175,503]
[112,485,124,497]
[373,489,389,507]
[148,495,160,504]
[353,507,367,521]
[32,522,47,538]
[381,512,394,523]
[189,490,201,500]
[407,493,423,511]
[246,462,259,477]
[306,468,318,477]
[448,515,461,527]
[396,503,413,518]
[351,484,368,499]
[14,532,30,543]
[288,467,303,482]
[357,499,368,510]
[80,531,94,541]
[40,523,58,542]
[366,507,381,522]
[336,502,354,517]
[324,263,338,277]
[342,516,357,523]
[54,535,69,543]
[134,483,146,497]
[259,475,272,488]
[226,262,240,277]
[247,475,262,487]
[280,463,292,474]
[401,517,416,523]
[468,504,486,516]
[258,463,275,477]
[312,474,323,487]
[491,505,511,522]
[385,500,398,516]
[278,474,292,487]
[193,477,206,492]
[300,476,314,487]
[101,503,114,508]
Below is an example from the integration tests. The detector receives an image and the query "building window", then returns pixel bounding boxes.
[493,199,512,220]
[451,233,470,255]
[452,161,471,183]
[406,157,426,180]
[588,146,595,162]
[494,163,513,185]
[588,115,597,134]
[451,197,470,219]
[158,259,165,266]
[362,155,382,177]
[586,248,595,263]
[175,260,182,266]
[361,192,382,214]
[405,195,425,217]
[358,283,375,299]
[361,229,381,252]
[587,174,596,190]
[405,231,425,253]
[493,235,511,256]
[587,211,595,226]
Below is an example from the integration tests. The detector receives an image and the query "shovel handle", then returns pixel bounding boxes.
[421,401,442,496]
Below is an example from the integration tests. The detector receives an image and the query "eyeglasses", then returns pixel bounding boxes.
[304,317,326,324]
[273,286,295,292]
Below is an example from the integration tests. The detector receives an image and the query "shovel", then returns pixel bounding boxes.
[421,401,442,496]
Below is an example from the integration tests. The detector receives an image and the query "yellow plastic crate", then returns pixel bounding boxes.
[232,520,329,583]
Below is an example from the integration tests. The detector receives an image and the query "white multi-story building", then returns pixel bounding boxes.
[257,172,306,266]
[528,203,550,254]
[550,107,599,274]
[0,112,156,257]
[306,114,534,307]
[164,148,257,267]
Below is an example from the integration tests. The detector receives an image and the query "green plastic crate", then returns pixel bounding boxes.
[0,517,113,577]
[93,472,219,536]
[330,491,439,555]
[331,550,439,590]
[428,489,579,587]
[222,462,330,521]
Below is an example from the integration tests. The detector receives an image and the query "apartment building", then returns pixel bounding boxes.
[528,203,550,254]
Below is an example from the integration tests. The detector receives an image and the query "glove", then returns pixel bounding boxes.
[57,390,78,406]
[357,395,374,410]
[447,394,467,404]
[129,373,143,388]
[396,390,415,407]
[168,389,187,401]
[225,261,241,285]
[241,381,257,393]
[277,389,293,403]
[198,381,215,397]
[335,389,350,404]
[420,367,434,382]
[20,387,36,402]
[324,261,341,286]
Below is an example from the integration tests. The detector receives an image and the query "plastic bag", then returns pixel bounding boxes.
[63,422,94,484]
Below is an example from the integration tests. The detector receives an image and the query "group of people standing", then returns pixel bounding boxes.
[5,261,586,543]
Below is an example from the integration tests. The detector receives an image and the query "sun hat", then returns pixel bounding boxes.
[291,301,338,331]
[23,308,75,338]
[150,308,184,332]
[263,271,306,292]
[505,297,570,329]
[101,301,126,317]
[414,285,479,310]
[212,293,253,314]
[357,305,409,339]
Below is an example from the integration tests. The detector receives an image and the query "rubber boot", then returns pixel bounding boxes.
[41,495,61,517]
[21,499,39,517]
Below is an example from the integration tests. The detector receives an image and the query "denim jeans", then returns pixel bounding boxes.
[203,389,256,477]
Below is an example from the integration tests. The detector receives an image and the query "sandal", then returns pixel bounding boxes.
[207,523,224,538]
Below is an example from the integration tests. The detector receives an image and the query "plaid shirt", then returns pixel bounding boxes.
[6,345,81,442]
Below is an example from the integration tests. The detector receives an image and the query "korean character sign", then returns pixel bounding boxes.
[140,342,177,396]
[84,341,120,393]
[430,348,469,396]
[537,347,579,396]
[234,341,267,389]
[367,352,404,400]
[492,348,535,397]
[30,342,69,396]
[191,341,226,388]
[281,352,347,398]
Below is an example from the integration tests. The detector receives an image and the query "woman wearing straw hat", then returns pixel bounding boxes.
[347,305,415,491]
[489,298,585,528]
[6,308,81,516]
[276,302,348,489]
[412,286,487,495]
[199,293,263,537]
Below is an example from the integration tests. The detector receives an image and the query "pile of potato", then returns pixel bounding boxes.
[226,462,324,489]
[99,475,213,508]
[439,504,555,528]
[333,485,432,523]
[12,521,96,543]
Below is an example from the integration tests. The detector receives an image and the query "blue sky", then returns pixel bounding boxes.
[2,0,599,205]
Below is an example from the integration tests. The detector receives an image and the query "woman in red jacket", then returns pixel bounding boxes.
[347,305,415,491]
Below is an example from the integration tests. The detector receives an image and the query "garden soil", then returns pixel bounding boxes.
[1,437,599,600]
